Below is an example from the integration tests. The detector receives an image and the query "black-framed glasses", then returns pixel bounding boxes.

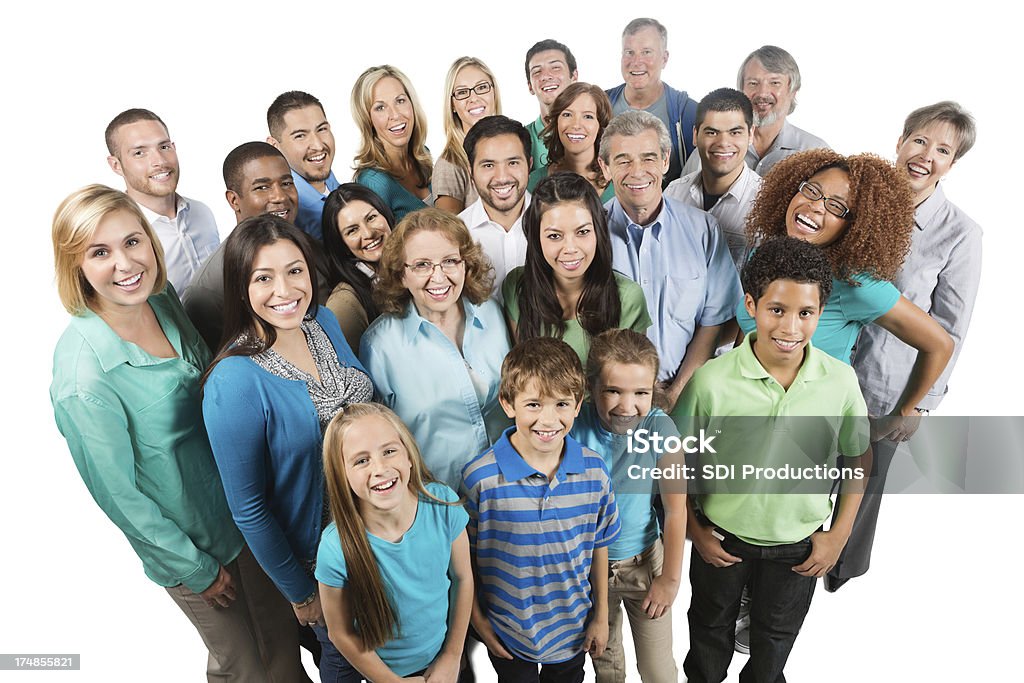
[404,257,464,276]
[797,181,851,219]
[452,82,493,101]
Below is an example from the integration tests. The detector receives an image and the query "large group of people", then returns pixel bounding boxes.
[49,16,980,683]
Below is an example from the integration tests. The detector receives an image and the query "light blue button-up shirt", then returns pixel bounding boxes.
[359,298,512,489]
[292,169,340,240]
[606,196,742,382]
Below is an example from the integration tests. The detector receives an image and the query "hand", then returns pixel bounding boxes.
[472,612,513,660]
[690,523,742,568]
[584,615,609,658]
[793,530,849,578]
[663,383,683,413]
[641,575,679,619]
[292,591,324,627]
[872,410,923,443]
[199,565,236,608]
[424,651,461,682]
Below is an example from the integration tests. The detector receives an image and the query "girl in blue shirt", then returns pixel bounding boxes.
[317,403,473,683]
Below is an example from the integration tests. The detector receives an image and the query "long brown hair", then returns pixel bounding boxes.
[321,403,452,651]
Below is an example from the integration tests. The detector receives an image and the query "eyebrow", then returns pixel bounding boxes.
[87,231,142,249]
[252,259,304,273]
[544,221,593,232]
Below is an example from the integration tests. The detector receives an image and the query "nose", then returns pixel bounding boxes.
[273,275,290,297]
[429,264,447,282]
[358,223,374,242]
[112,248,131,272]
[269,182,286,203]
[780,312,800,335]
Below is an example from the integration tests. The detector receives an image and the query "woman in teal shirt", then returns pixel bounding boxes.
[49,185,307,681]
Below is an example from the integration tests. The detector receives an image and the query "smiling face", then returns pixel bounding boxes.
[745,278,823,370]
[620,26,668,94]
[557,92,601,158]
[539,201,596,289]
[342,414,414,514]
[400,230,465,318]
[695,109,751,181]
[107,119,179,200]
[594,362,656,434]
[229,155,298,223]
[370,76,415,153]
[336,199,392,264]
[785,167,851,247]
[895,120,960,205]
[600,129,669,220]
[272,105,335,186]
[471,133,529,214]
[741,59,796,127]
[502,378,582,460]
[247,239,312,334]
[80,209,159,314]
[528,49,577,109]
[452,65,495,131]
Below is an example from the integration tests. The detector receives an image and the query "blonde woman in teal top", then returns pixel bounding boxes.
[49,185,307,681]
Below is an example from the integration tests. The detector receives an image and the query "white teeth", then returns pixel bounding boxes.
[795,214,819,231]
[468,106,486,116]
[371,478,397,492]
[115,273,142,287]
[534,429,559,438]
[541,84,558,92]
[151,172,171,180]
[773,338,800,350]
[566,133,586,141]
[308,153,327,163]
[426,286,451,297]
[271,300,299,313]
[271,210,288,218]
[630,71,646,76]
[908,163,930,176]
[560,259,582,269]
[625,182,651,191]
[364,238,382,250]
[491,184,514,197]
[389,123,407,133]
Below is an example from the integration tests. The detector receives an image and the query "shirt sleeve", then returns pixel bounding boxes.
[458,473,481,552]
[843,274,901,325]
[501,269,523,323]
[592,462,621,549]
[433,158,470,202]
[617,275,653,332]
[325,284,370,354]
[202,368,317,602]
[838,374,871,457]
[699,215,744,327]
[314,524,348,588]
[432,484,470,542]
[359,328,397,408]
[53,393,220,593]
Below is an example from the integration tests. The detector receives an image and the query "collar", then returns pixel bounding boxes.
[608,197,667,243]
[400,297,488,344]
[462,192,531,231]
[737,333,829,383]
[68,290,181,372]
[138,194,187,223]
[291,169,339,200]
[492,426,586,482]
[913,183,947,232]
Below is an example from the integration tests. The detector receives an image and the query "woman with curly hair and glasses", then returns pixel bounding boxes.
[738,147,953,437]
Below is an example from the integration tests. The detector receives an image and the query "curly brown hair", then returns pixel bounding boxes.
[373,208,494,315]
[745,149,914,282]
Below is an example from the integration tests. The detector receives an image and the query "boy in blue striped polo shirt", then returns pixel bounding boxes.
[462,338,620,683]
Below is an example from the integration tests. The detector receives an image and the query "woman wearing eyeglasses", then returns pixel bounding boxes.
[359,208,511,490]
[352,65,434,222]
[434,57,503,215]
[738,149,953,435]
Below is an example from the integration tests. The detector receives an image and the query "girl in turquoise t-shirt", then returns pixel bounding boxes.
[316,403,473,682]
[739,149,952,434]
[503,172,651,368]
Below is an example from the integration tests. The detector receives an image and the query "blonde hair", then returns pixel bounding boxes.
[321,403,449,651]
[373,208,494,315]
[52,184,167,315]
[351,65,433,187]
[585,328,666,410]
[440,57,503,172]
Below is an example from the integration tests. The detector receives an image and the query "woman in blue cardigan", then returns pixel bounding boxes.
[201,216,373,680]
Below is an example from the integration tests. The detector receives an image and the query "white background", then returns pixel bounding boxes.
[2,0,1021,680]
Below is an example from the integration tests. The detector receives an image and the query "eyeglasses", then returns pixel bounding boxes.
[452,82,493,101]
[404,257,464,276]
[797,181,851,219]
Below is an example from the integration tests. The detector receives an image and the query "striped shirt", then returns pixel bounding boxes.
[461,428,620,663]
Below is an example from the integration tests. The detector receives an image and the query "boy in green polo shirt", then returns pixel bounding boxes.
[671,236,870,682]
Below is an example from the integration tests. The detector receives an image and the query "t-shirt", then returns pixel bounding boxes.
[315,482,468,676]
[502,268,652,367]
[737,272,901,364]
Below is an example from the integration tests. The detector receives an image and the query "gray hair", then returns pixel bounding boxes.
[622,17,667,49]
[901,101,976,162]
[599,110,672,163]
[737,45,801,114]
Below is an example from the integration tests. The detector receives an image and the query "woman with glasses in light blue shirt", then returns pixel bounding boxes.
[359,208,511,490]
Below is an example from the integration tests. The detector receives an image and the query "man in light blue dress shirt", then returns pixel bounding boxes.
[599,110,742,409]
[267,91,340,240]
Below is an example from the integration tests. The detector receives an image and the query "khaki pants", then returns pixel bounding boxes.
[166,545,311,682]
[593,538,678,683]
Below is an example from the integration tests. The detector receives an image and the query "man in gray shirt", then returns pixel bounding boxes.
[832,102,981,591]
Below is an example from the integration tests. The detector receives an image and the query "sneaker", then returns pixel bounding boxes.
[734,587,751,655]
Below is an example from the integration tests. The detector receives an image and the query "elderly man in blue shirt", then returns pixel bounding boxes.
[600,110,742,409]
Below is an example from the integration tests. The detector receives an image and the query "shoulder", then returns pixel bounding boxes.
[51,324,105,402]
[807,346,865,402]
[664,195,715,228]
[613,272,645,299]
[355,168,396,192]
[361,312,404,346]
[605,84,625,101]
[501,267,525,299]
[424,481,460,503]
[787,122,828,149]
[182,196,216,219]
[461,448,499,489]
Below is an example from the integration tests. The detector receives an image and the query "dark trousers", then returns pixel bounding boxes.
[683,529,816,683]
[487,650,585,683]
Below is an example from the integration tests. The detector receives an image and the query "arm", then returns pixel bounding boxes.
[666,324,721,410]
[583,545,610,657]
[425,530,473,683]
[793,449,868,577]
[320,584,419,683]
[642,489,685,619]
[685,496,742,567]
[463,480,513,660]
[434,196,465,214]
[325,285,370,354]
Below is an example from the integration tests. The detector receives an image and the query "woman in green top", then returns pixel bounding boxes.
[49,185,307,682]
[503,172,651,366]
[528,82,616,203]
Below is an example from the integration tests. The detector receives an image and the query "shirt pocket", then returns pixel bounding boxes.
[663,273,707,327]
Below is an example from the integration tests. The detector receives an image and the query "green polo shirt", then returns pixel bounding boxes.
[527,116,549,168]
[50,288,243,592]
[672,334,869,545]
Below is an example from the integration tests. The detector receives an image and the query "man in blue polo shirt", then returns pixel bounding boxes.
[267,91,340,240]
[600,110,742,410]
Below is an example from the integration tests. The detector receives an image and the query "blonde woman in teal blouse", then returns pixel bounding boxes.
[49,185,308,682]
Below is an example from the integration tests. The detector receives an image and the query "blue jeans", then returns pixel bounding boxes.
[683,526,816,683]
[311,624,364,683]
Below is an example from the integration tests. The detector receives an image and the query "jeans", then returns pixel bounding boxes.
[311,624,362,683]
[683,527,815,683]
[487,650,585,683]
